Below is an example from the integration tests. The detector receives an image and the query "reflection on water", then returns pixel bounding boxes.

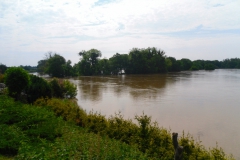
[73,70,240,159]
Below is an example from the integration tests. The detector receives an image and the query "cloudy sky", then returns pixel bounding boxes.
[0,0,240,66]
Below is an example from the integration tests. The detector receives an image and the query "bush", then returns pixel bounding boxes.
[0,96,147,159]
[26,74,52,103]
[34,98,86,127]
[4,67,29,99]
[49,78,77,99]
[62,80,77,98]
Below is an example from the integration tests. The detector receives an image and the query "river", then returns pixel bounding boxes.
[69,69,240,159]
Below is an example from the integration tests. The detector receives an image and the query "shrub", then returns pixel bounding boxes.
[26,74,52,103]
[0,96,147,159]
[49,78,77,99]
[4,67,29,100]
[34,98,87,127]
[62,80,77,98]
[49,78,63,98]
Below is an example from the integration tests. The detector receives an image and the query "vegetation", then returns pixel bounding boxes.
[19,65,37,73]
[0,95,235,159]
[0,64,7,74]
[34,48,240,77]
[0,96,147,159]
[26,74,52,103]
[32,98,234,160]
[2,68,77,103]
[4,67,29,100]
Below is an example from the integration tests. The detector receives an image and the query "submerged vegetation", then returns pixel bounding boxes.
[0,95,235,159]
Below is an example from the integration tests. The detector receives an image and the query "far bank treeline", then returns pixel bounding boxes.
[2,47,240,77]
[37,47,240,77]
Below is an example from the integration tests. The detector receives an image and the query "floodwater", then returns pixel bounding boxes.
[70,69,240,159]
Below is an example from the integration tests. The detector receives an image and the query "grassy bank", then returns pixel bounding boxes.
[0,95,235,159]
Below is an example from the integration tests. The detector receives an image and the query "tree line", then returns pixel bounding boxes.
[35,47,240,77]
[1,47,240,78]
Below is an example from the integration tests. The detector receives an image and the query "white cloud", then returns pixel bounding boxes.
[0,0,240,66]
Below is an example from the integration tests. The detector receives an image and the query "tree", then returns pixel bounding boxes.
[98,59,111,75]
[109,53,129,74]
[45,54,66,77]
[204,64,215,70]
[179,58,192,71]
[49,78,77,99]
[0,64,7,74]
[166,57,181,72]
[78,49,102,75]
[4,67,29,100]
[128,47,166,74]
[63,60,74,77]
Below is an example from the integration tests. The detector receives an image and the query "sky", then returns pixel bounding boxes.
[0,0,240,66]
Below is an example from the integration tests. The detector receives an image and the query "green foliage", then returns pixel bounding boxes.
[46,53,66,77]
[166,57,181,72]
[0,64,7,74]
[78,49,102,75]
[33,97,235,159]
[49,78,63,98]
[4,67,29,99]
[26,74,52,103]
[34,98,86,126]
[98,58,111,75]
[49,78,77,99]
[19,65,37,73]
[0,73,4,83]
[0,96,147,159]
[37,59,47,73]
[222,58,240,68]
[127,47,166,74]
[37,52,75,77]
[179,58,193,71]
[0,95,235,159]
[0,96,63,156]
[62,79,77,98]
[205,63,215,70]
[109,53,129,74]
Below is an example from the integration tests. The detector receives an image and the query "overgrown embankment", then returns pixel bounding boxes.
[0,96,235,159]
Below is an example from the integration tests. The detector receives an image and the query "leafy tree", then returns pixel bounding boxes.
[49,78,77,99]
[78,49,102,75]
[37,60,48,73]
[26,75,52,103]
[0,64,7,74]
[98,59,111,75]
[4,67,29,99]
[205,63,215,70]
[166,57,181,72]
[63,60,74,77]
[179,58,192,71]
[109,53,129,74]
[45,54,66,77]
[127,47,166,74]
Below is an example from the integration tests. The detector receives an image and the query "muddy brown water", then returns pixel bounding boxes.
[67,69,240,159]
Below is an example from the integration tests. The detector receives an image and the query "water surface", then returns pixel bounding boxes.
[71,69,240,159]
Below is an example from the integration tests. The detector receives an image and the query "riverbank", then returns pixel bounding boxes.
[0,95,235,159]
